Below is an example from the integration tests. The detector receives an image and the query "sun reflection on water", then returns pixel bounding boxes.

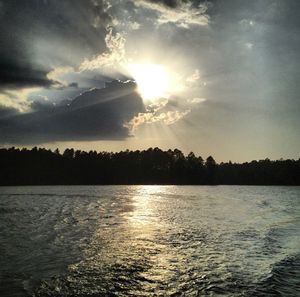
[128,185,165,227]
[19,186,300,296]
[124,185,182,294]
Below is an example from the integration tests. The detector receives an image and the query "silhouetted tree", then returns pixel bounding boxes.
[63,148,74,159]
[205,156,217,184]
[0,147,299,185]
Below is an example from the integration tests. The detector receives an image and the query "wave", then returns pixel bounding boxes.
[248,253,300,296]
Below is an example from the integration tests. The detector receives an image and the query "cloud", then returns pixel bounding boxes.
[128,21,141,30]
[240,19,255,27]
[0,62,57,89]
[125,97,190,133]
[47,66,75,86]
[0,0,112,91]
[0,81,145,144]
[162,109,190,124]
[0,1,126,112]
[68,82,79,88]
[126,109,190,133]
[79,28,126,73]
[28,95,57,112]
[245,42,254,50]
[186,69,200,83]
[0,106,19,119]
[0,88,41,112]
[135,0,210,27]
[188,97,206,104]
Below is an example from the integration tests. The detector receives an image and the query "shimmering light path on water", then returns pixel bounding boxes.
[0,186,299,296]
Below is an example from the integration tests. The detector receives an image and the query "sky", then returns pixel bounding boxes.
[0,0,299,162]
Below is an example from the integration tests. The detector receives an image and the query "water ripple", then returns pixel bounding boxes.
[0,185,299,297]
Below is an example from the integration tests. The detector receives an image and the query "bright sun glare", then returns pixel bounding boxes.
[127,63,170,100]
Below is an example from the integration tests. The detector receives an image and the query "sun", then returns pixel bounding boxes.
[127,63,170,100]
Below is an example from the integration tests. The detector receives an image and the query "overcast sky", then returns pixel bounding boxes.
[0,0,299,162]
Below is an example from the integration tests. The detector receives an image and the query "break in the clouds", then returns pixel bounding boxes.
[0,0,299,161]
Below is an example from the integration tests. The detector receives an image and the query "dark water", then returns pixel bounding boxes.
[0,186,299,297]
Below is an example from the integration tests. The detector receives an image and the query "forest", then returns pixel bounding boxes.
[0,147,299,185]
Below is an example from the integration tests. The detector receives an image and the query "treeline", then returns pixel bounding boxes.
[0,147,299,185]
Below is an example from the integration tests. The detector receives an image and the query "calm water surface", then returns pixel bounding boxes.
[0,186,299,296]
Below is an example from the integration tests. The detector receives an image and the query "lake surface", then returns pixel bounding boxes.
[0,186,299,297]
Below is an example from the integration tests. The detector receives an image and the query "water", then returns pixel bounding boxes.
[0,186,299,297]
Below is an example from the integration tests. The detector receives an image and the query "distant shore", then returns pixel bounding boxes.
[1,147,299,186]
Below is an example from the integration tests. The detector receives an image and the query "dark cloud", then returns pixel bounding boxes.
[0,106,19,119]
[0,0,112,90]
[29,99,56,112]
[68,82,79,88]
[144,0,209,9]
[0,81,145,144]
[0,62,56,89]
[147,0,182,8]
